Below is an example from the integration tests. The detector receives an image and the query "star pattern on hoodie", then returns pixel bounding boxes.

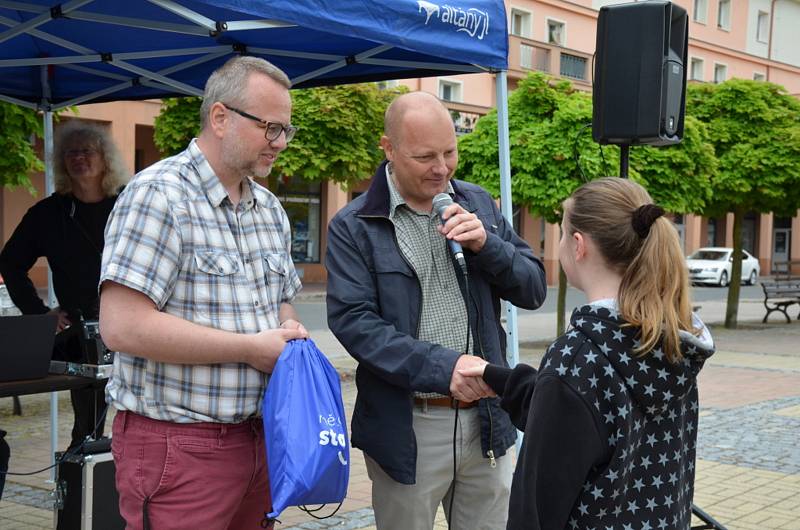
[536,303,714,530]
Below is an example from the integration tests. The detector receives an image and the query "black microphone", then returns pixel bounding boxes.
[432,193,467,273]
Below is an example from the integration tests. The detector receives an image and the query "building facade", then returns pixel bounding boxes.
[2,0,799,289]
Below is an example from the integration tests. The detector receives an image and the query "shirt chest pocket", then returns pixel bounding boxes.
[194,250,241,276]
[191,250,241,326]
[264,252,288,277]
[259,251,288,306]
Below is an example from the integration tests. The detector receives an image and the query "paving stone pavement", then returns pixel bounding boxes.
[2,299,799,529]
[697,396,800,475]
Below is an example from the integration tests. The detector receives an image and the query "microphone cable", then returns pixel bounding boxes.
[447,261,471,530]
[0,403,109,477]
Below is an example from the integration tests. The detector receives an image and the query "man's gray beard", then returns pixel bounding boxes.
[251,163,273,179]
[222,150,272,180]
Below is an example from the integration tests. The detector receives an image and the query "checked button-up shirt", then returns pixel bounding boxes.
[101,139,301,423]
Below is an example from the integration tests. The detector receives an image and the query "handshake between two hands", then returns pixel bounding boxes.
[449,354,496,403]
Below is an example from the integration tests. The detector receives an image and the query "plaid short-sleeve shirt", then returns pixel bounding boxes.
[101,139,302,423]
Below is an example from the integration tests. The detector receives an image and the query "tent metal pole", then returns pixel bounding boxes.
[40,63,59,481]
[495,70,522,451]
[43,109,59,481]
[495,71,518,366]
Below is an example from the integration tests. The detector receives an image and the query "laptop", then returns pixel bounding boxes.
[0,314,58,382]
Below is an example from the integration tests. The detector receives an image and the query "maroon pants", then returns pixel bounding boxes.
[111,411,273,530]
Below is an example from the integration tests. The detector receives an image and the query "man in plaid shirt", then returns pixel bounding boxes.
[99,56,308,530]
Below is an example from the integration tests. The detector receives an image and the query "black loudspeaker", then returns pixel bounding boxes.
[592,1,688,146]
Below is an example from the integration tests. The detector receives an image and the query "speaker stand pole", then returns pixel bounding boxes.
[619,144,630,178]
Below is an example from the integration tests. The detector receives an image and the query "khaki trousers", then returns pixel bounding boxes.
[365,405,513,530]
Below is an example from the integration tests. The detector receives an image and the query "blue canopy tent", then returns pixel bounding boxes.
[0,0,519,466]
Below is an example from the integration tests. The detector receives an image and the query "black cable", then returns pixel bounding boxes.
[599,144,610,176]
[449,405,458,529]
[448,264,470,530]
[1,402,109,477]
[573,122,594,183]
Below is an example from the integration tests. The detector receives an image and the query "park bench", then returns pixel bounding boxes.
[761,276,800,323]
[771,259,800,279]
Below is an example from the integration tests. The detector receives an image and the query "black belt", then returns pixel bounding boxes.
[414,396,477,409]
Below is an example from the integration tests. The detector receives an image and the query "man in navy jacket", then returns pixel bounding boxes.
[325,92,547,530]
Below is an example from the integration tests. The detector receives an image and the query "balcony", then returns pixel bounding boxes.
[508,35,593,89]
[440,100,491,135]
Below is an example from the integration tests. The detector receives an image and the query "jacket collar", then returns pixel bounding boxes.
[358,159,476,218]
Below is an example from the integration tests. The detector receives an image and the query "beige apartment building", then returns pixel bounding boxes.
[2,0,799,288]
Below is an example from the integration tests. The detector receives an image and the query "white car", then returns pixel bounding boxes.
[686,247,760,287]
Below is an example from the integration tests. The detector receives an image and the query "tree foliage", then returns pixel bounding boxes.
[458,72,717,333]
[459,72,715,223]
[630,115,716,213]
[152,96,201,157]
[0,102,44,191]
[686,78,800,327]
[275,83,404,187]
[153,83,405,188]
[687,79,800,218]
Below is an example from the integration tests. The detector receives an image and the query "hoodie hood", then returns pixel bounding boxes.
[569,301,715,417]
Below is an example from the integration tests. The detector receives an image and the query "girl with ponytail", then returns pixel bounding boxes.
[461,177,714,530]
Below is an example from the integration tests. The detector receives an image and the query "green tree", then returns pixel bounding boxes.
[459,72,716,334]
[0,102,44,191]
[687,78,800,328]
[152,96,201,157]
[153,83,404,188]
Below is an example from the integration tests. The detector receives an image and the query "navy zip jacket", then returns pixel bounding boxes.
[325,161,547,484]
[483,303,715,530]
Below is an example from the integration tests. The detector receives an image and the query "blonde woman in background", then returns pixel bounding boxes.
[0,120,128,449]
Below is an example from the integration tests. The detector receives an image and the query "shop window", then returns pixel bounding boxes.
[706,218,717,247]
[266,175,321,263]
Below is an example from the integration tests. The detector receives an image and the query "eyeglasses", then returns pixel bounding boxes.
[65,148,99,158]
[222,104,297,143]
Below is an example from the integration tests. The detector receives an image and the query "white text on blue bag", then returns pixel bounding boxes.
[318,414,346,447]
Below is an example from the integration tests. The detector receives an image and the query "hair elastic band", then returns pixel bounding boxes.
[631,204,665,238]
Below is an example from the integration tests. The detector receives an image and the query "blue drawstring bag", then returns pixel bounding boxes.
[262,338,350,519]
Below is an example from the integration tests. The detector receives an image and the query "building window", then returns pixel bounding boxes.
[706,218,717,247]
[690,58,704,81]
[266,175,322,263]
[742,212,756,255]
[560,53,587,81]
[693,0,707,23]
[135,149,145,173]
[674,214,686,251]
[713,63,727,84]
[510,8,532,38]
[756,11,770,43]
[438,79,462,102]
[376,80,399,90]
[451,110,479,136]
[547,19,565,46]
[717,0,731,30]
[753,72,766,81]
